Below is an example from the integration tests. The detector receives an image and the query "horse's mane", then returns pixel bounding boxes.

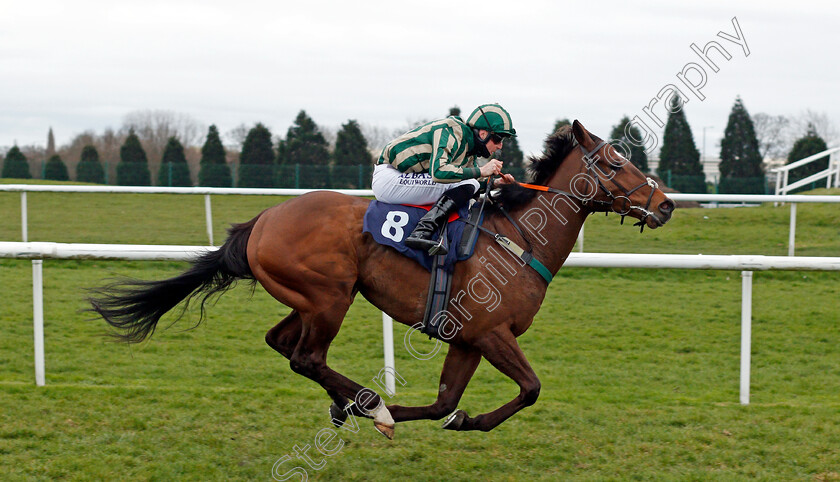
[492,125,579,210]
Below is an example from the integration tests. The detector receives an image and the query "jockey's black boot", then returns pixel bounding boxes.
[405,194,459,255]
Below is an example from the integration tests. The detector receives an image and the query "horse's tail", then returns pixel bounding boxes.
[88,213,263,343]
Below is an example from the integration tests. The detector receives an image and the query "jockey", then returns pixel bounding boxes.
[372,103,517,254]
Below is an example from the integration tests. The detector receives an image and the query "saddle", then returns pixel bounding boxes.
[362,200,486,340]
[362,200,481,272]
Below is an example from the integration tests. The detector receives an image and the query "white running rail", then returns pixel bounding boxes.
[772,147,840,196]
[3,184,840,255]
[2,241,839,405]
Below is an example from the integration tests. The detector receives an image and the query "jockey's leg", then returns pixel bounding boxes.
[405,182,478,255]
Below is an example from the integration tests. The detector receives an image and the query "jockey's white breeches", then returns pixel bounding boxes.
[371,164,480,205]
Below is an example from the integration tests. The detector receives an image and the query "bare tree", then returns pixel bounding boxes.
[121,110,205,175]
[58,130,97,177]
[319,125,337,150]
[18,144,45,178]
[55,128,127,183]
[791,110,839,146]
[752,113,792,160]
[360,123,396,153]
[400,117,430,134]
[224,124,251,151]
[359,118,432,158]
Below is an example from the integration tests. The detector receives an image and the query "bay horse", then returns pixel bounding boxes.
[90,121,675,439]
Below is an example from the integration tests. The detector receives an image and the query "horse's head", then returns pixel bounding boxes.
[549,120,675,230]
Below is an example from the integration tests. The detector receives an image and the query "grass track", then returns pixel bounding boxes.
[1,182,839,480]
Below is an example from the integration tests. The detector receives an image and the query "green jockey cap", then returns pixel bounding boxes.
[466,103,517,137]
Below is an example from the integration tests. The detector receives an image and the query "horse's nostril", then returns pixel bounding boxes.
[659,200,674,213]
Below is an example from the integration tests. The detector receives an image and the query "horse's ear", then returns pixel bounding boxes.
[572,120,595,149]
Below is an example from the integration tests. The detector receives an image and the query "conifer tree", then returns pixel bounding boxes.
[76,145,106,184]
[238,123,274,188]
[275,139,287,166]
[609,116,649,172]
[719,97,764,193]
[157,137,192,186]
[44,154,69,181]
[117,129,151,185]
[787,124,829,186]
[448,106,461,117]
[334,119,373,165]
[284,110,330,166]
[283,111,331,188]
[657,96,705,192]
[2,146,32,179]
[47,127,56,156]
[198,125,231,187]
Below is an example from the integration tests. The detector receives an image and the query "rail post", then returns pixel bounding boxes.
[382,314,396,395]
[788,203,797,256]
[577,224,584,252]
[32,259,45,386]
[21,191,28,242]
[740,271,753,405]
[204,194,214,246]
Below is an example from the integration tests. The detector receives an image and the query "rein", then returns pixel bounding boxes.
[514,141,661,232]
[467,140,663,284]
[463,178,554,284]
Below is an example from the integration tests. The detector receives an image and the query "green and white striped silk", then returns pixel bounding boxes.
[377,116,481,183]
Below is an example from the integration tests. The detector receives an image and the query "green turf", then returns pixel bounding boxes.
[1,182,839,480]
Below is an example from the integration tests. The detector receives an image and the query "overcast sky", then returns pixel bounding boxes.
[2,0,838,159]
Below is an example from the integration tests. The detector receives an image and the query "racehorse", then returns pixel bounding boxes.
[89,121,675,439]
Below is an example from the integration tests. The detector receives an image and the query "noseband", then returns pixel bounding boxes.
[578,140,661,231]
[478,137,664,284]
[516,140,661,232]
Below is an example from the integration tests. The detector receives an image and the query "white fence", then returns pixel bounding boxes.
[2,185,839,401]
[1,184,375,246]
[2,241,839,405]
[772,146,840,196]
[3,184,840,255]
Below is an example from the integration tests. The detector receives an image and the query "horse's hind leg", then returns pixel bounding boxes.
[265,310,302,359]
[265,310,360,425]
[280,299,396,438]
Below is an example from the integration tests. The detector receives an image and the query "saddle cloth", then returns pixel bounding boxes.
[362,200,479,271]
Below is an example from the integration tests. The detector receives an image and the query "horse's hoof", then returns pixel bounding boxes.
[442,410,467,431]
[371,402,395,439]
[329,402,347,428]
[373,421,395,440]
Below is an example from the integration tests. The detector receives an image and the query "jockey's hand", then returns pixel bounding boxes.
[479,159,504,178]
[496,173,516,185]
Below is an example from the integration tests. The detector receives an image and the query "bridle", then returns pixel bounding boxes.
[472,137,666,285]
[515,139,662,232]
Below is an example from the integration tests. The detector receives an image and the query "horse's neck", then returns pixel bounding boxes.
[505,165,589,275]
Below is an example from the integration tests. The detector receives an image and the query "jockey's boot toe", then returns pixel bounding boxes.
[405,234,448,255]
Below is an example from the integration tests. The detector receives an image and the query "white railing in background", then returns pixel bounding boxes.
[2,241,839,405]
[0,185,374,246]
[772,147,840,196]
[3,184,840,256]
[2,186,839,395]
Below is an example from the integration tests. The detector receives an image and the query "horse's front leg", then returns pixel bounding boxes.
[386,343,481,422]
[443,328,540,432]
